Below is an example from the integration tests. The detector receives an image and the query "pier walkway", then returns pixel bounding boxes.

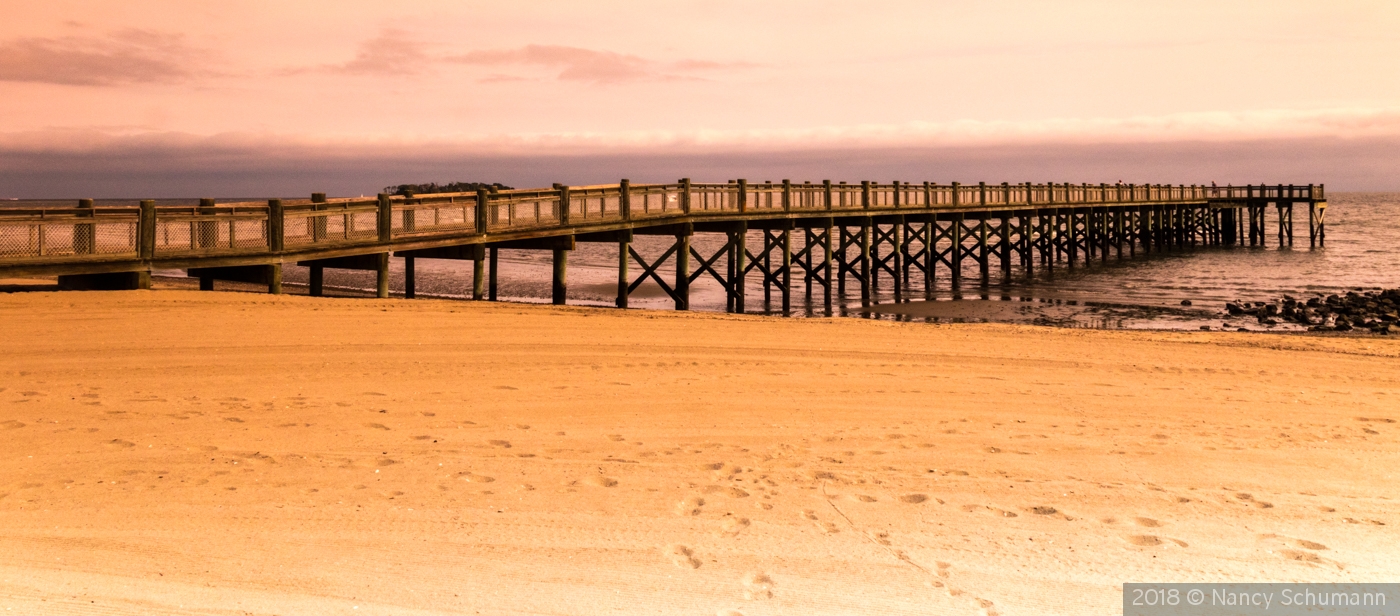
[0,181,1325,314]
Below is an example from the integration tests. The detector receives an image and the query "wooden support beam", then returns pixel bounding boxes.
[734,225,747,313]
[404,256,415,299]
[781,226,791,315]
[860,218,872,305]
[552,248,568,305]
[1066,212,1078,268]
[950,214,963,289]
[999,214,1011,281]
[472,245,485,300]
[823,220,834,314]
[675,230,691,310]
[375,253,389,298]
[617,235,630,308]
[488,247,498,301]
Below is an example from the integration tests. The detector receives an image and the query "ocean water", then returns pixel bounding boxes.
[7,193,1397,328]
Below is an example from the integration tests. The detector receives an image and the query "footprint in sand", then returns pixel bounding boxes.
[607,434,625,442]
[850,494,877,503]
[899,493,929,504]
[1,420,25,429]
[364,423,390,430]
[1126,535,1188,548]
[1028,506,1058,515]
[741,572,773,600]
[106,439,135,448]
[585,475,618,488]
[718,516,751,537]
[676,496,705,516]
[962,504,1018,518]
[487,440,512,448]
[1277,549,1326,564]
[799,509,838,533]
[1294,539,1328,550]
[457,472,495,483]
[665,544,702,569]
[1134,517,1162,527]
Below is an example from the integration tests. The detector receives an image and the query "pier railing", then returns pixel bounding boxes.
[0,182,1323,269]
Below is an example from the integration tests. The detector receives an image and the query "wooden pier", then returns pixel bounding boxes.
[0,181,1325,313]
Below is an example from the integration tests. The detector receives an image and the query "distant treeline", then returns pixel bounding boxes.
[384,182,513,197]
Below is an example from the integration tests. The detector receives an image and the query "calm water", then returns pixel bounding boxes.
[8,193,1397,327]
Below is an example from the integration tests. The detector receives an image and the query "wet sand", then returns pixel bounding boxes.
[1,290,1397,615]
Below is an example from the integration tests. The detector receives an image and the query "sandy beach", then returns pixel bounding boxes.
[1,290,1397,615]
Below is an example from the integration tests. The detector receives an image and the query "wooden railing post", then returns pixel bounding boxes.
[139,200,156,260]
[76,198,95,255]
[678,178,690,214]
[619,179,631,221]
[861,181,871,209]
[268,199,284,252]
[737,179,747,213]
[197,198,216,251]
[951,182,960,206]
[555,184,572,224]
[475,188,490,233]
[782,179,791,211]
[311,192,327,242]
[377,194,393,243]
[824,180,833,210]
[978,181,986,206]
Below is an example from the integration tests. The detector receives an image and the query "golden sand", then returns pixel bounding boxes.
[1,290,1397,615]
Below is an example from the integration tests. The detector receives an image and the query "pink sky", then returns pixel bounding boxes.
[2,1,1399,196]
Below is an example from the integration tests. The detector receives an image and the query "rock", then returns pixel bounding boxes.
[1181,300,1193,306]
[1199,325,1210,330]
[1226,302,1245,316]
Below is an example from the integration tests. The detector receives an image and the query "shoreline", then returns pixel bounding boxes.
[3,275,1388,336]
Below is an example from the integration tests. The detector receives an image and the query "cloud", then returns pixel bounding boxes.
[305,30,757,83]
[444,44,754,84]
[0,29,205,86]
[323,29,431,75]
[448,44,662,83]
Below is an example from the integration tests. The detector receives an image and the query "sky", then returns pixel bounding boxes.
[2,0,1399,197]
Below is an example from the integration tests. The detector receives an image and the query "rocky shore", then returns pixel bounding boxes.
[1226,289,1400,334]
